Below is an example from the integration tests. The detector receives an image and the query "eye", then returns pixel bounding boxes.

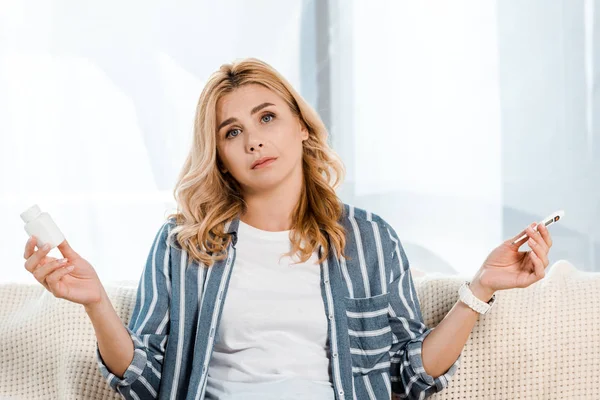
[225,128,241,139]
[261,113,275,123]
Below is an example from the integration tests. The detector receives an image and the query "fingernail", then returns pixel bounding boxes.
[66,265,75,271]
[58,258,68,264]
[43,244,50,250]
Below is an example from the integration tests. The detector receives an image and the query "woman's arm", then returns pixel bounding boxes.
[86,289,135,379]
[94,221,173,399]
[423,220,553,378]
[421,283,493,378]
[384,222,462,399]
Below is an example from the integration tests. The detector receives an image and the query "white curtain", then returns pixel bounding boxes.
[338,1,503,276]
[331,0,599,275]
[2,0,598,286]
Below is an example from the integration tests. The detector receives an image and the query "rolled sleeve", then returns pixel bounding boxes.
[95,327,149,388]
[382,221,461,399]
[405,328,462,392]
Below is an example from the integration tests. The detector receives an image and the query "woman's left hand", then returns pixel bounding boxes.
[470,222,553,300]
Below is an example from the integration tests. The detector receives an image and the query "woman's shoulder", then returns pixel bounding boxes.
[340,202,396,234]
[160,216,182,250]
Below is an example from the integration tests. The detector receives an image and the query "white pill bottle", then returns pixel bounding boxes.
[21,204,65,249]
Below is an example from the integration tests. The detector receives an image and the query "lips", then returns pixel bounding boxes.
[251,157,277,169]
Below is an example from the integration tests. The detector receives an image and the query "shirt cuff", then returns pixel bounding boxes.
[95,326,148,389]
[405,328,462,392]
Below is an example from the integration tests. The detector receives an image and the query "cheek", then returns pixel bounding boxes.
[277,130,303,152]
[222,143,250,174]
[217,146,235,169]
[290,134,306,157]
[280,135,304,162]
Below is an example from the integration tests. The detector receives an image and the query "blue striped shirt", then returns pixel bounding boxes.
[96,203,461,399]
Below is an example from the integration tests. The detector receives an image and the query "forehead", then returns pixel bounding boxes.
[216,84,281,118]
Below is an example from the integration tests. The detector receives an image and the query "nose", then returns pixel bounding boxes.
[245,128,265,152]
[247,142,264,152]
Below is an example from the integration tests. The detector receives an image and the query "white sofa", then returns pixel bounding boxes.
[1,260,598,399]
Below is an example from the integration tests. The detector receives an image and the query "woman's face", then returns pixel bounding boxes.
[215,84,308,195]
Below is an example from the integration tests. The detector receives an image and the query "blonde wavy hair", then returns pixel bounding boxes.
[167,57,348,267]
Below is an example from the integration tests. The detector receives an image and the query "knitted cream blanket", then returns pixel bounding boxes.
[1,259,598,399]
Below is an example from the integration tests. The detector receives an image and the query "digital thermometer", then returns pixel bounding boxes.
[511,210,564,245]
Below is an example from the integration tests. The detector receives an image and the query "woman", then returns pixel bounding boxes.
[23,58,553,400]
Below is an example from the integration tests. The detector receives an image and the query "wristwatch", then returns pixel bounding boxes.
[458,281,496,315]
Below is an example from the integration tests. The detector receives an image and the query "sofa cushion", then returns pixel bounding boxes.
[0,283,136,399]
[410,259,600,399]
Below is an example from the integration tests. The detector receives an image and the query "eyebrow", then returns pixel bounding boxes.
[217,102,275,132]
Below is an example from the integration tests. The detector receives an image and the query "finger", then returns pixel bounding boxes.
[31,256,58,275]
[57,239,79,259]
[537,223,553,248]
[526,225,548,253]
[529,249,546,279]
[523,267,543,288]
[23,235,38,259]
[46,264,75,298]
[33,258,69,285]
[527,235,549,267]
[24,242,53,272]
[509,222,537,247]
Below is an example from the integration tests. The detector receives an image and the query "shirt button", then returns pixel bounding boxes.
[339,390,344,395]
[202,365,206,373]
[324,279,329,284]
[333,353,338,358]
[328,314,333,320]
[210,328,214,337]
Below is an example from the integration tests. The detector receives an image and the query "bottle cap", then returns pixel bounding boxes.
[20,204,42,223]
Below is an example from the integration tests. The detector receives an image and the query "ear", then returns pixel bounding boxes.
[301,125,309,141]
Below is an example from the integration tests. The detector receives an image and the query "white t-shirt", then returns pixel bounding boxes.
[204,219,335,400]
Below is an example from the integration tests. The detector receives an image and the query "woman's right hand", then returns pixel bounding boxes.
[23,235,105,307]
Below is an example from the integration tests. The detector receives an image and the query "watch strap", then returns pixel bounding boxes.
[458,281,496,315]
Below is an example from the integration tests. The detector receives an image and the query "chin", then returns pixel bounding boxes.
[241,170,288,193]
[249,176,284,191]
